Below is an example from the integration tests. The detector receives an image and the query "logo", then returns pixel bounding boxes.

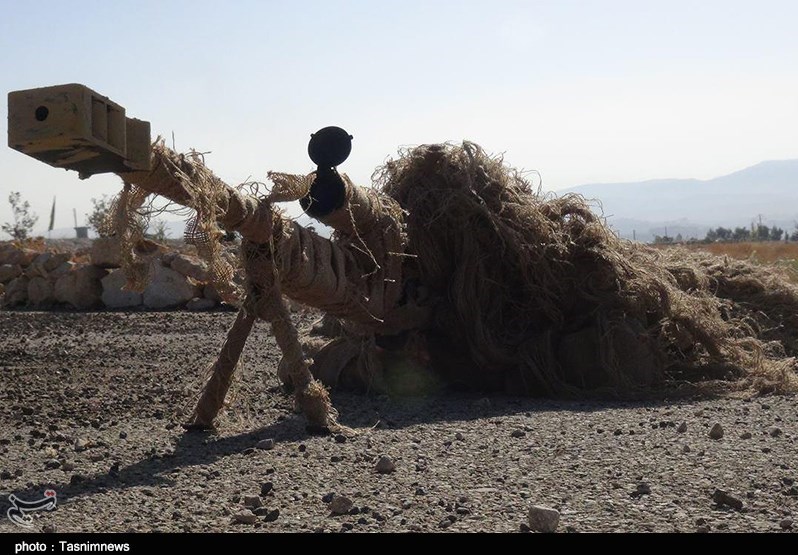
[7,490,57,528]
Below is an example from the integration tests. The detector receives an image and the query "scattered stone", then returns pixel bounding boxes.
[780,518,793,530]
[682,445,691,454]
[90,237,123,268]
[415,487,426,496]
[27,277,54,306]
[712,489,743,510]
[0,470,12,480]
[709,423,724,440]
[256,439,275,451]
[55,265,106,309]
[169,254,209,282]
[631,482,651,497]
[334,434,347,444]
[527,505,560,533]
[89,452,105,462]
[677,422,688,433]
[101,269,143,308]
[69,474,85,485]
[740,432,752,440]
[3,276,30,306]
[42,524,57,533]
[768,427,783,438]
[44,459,61,470]
[74,438,90,452]
[511,429,526,438]
[244,495,263,509]
[186,297,216,311]
[262,508,280,522]
[143,262,200,309]
[376,455,396,474]
[119,431,128,439]
[61,461,75,472]
[455,432,465,441]
[260,482,274,496]
[0,264,22,284]
[232,511,258,525]
[330,495,354,515]
[203,284,222,302]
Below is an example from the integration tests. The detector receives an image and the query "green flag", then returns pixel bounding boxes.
[48,196,56,232]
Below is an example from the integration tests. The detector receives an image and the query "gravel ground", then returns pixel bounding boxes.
[0,310,796,533]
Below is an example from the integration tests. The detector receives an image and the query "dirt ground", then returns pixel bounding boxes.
[0,309,796,533]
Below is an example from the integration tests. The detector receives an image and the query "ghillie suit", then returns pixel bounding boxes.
[111,139,798,433]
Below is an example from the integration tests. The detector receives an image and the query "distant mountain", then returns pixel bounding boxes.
[560,159,798,242]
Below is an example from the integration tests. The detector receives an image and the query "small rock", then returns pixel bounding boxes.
[244,495,263,509]
[511,429,526,438]
[632,482,651,497]
[527,505,560,533]
[682,445,691,454]
[329,495,354,515]
[119,431,128,439]
[89,452,105,462]
[256,439,275,451]
[69,474,85,485]
[42,524,57,533]
[74,438,90,452]
[415,487,426,496]
[260,482,274,496]
[232,511,258,525]
[61,461,75,472]
[262,508,280,523]
[44,459,61,470]
[708,423,724,440]
[677,422,688,433]
[0,470,12,480]
[780,518,793,530]
[375,455,396,474]
[438,518,452,529]
[740,432,752,440]
[334,434,347,444]
[455,432,465,441]
[768,427,783,438]
[712,488,743,510]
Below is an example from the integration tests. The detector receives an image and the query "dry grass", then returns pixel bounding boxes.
[662,242,798,281]
[683,242,798,264]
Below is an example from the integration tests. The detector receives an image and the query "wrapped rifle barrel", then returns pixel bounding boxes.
[116,137,407,430]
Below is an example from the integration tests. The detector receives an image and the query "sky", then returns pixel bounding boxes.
[1,0,797,235]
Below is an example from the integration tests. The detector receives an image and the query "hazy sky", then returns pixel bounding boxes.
[1,0,797,234]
